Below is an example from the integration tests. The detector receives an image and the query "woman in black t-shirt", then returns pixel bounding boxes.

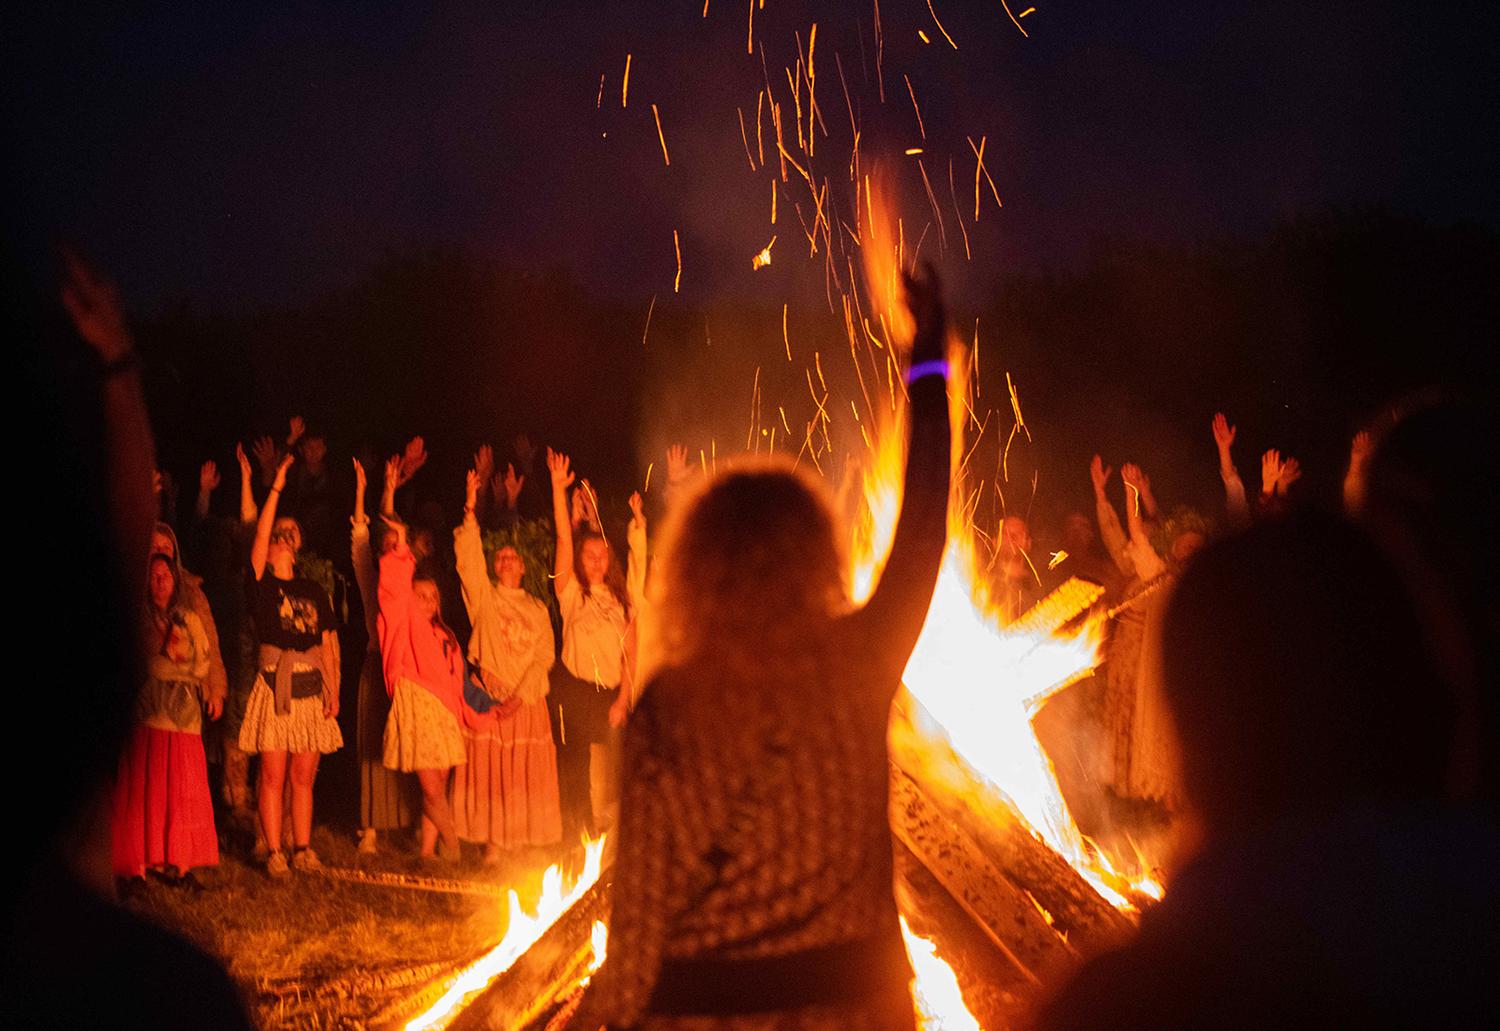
[238,453,344,877]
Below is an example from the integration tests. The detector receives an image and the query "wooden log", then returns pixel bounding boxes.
[443,877,611,1031]
[894,840,1049,1030]
[888,759,1075,985]
[889,699,1135,955]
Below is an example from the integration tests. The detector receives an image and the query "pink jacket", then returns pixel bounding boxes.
[377,543,482,728]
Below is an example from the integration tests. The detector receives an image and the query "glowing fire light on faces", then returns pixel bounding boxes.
[404,836,607,1031]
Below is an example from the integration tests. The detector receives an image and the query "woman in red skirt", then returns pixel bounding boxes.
[113,552,223,886]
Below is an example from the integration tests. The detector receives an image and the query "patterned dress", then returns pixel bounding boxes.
[568,366,950,1031]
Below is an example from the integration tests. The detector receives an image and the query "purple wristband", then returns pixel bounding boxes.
[904,359,948,385]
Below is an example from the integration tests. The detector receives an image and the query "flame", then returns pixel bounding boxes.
[405,836,607,1031]
[902,917,982,1031]
[588,920,609,973]
[752,235,777,269]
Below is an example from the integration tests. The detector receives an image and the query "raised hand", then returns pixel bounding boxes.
[575,478,601,531]
[287,415,306,448]
[546,448,575,492]
[383,454,402,490]
[397,436,428,487]
[199,461,221,495]
[1212,413,1236,453]
[60,249,132,362]
[465,467,482,511]
[353,456,367,496]
[1090,454,1113,496]
[251,436,280,481]
[1350,430,1373,464]
[1261,449,1284,496]
[514,433,537,469]
[473,444,494,482]
[1121,463,1144,490]
[271,453,295,493]
[236,443,253,480]
[501,463,524,509]
[901,262,946,363]
[1276,455,1303,495]
[628,490,645,527]
[666,444,691,486]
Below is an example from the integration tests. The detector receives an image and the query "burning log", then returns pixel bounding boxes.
[889,699,1135,955]
[382,877,609,1031]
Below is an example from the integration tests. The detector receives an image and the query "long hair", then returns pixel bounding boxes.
[653,457,847,676]
[574,529,631,616]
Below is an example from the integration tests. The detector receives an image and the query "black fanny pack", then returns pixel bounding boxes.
[646,933,911,1015]
[262,668,324,699]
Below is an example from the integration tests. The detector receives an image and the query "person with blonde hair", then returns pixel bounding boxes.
[567,268,952,1031]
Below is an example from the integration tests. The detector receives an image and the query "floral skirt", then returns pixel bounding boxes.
[452,698,562,847]
[238,677,344,755]
[383,678,467,772]
[112,725,219,877]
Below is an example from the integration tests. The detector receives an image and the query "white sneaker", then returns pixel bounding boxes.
[290,848,323,873]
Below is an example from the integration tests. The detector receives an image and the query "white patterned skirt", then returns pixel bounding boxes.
[383,677,467,772]
[237,676,344,755]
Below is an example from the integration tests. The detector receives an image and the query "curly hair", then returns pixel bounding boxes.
[652,457,848,674]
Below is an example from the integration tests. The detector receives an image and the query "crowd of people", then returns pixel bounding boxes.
[7,252,1495,1029]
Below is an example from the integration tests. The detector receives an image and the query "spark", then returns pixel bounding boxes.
[778,405,792,434]
[783,302,792,360]
[737,108,757,169]
[596,74,605,110]
[703,0,711,15]
[644,462,654,493]
[905,147,925,155]
[771,178,777,223]
[651,104,670,166]
[1001,0,1031,38]
[1048,550,1068,571]
[1021,6,1037,18]
[622,53,631,107]
[968,135,1003,212]
[948,156,971,260]
[925,0,959,49]
[642,293,657,347]
[904,74,927,139]
[918,29,931,44]
[752,235,776,269]
[673,229,682,293]
[747,0,755,54]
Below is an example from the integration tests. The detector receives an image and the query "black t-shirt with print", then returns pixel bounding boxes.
[250,574,337,652]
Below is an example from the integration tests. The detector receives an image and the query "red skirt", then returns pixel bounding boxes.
[112,724,220,877]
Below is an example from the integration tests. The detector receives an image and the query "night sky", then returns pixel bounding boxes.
[8,2,1496,309]
[7,2,1499,532]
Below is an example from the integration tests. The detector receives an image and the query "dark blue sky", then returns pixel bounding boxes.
[7,1,1496,310]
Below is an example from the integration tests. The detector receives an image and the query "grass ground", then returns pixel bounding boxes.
[123,823,578,1030]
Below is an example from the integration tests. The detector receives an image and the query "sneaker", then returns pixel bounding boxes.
[266,851,290,879]
[357,828,378,855]
[290,847,323,873]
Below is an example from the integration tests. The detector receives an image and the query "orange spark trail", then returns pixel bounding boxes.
[904,74,927,139]
[872,0,886,102]
[746,0,755,54]
[771,178,778,223]
[652,103,671,166]
[948,157,971,260]
[642,294,657,347]
[968,135,1003,211]
[596,74,605,110]
[918,29,931,44]
[644,462,654,493]
[1002,0,1031,38]
[737,108,757,169]
[673,229,682,292]
[925,0,959,49]
[622,53,631,107]
[782,302,791,361]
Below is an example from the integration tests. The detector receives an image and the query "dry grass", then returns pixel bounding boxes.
[124,827,576,1030]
